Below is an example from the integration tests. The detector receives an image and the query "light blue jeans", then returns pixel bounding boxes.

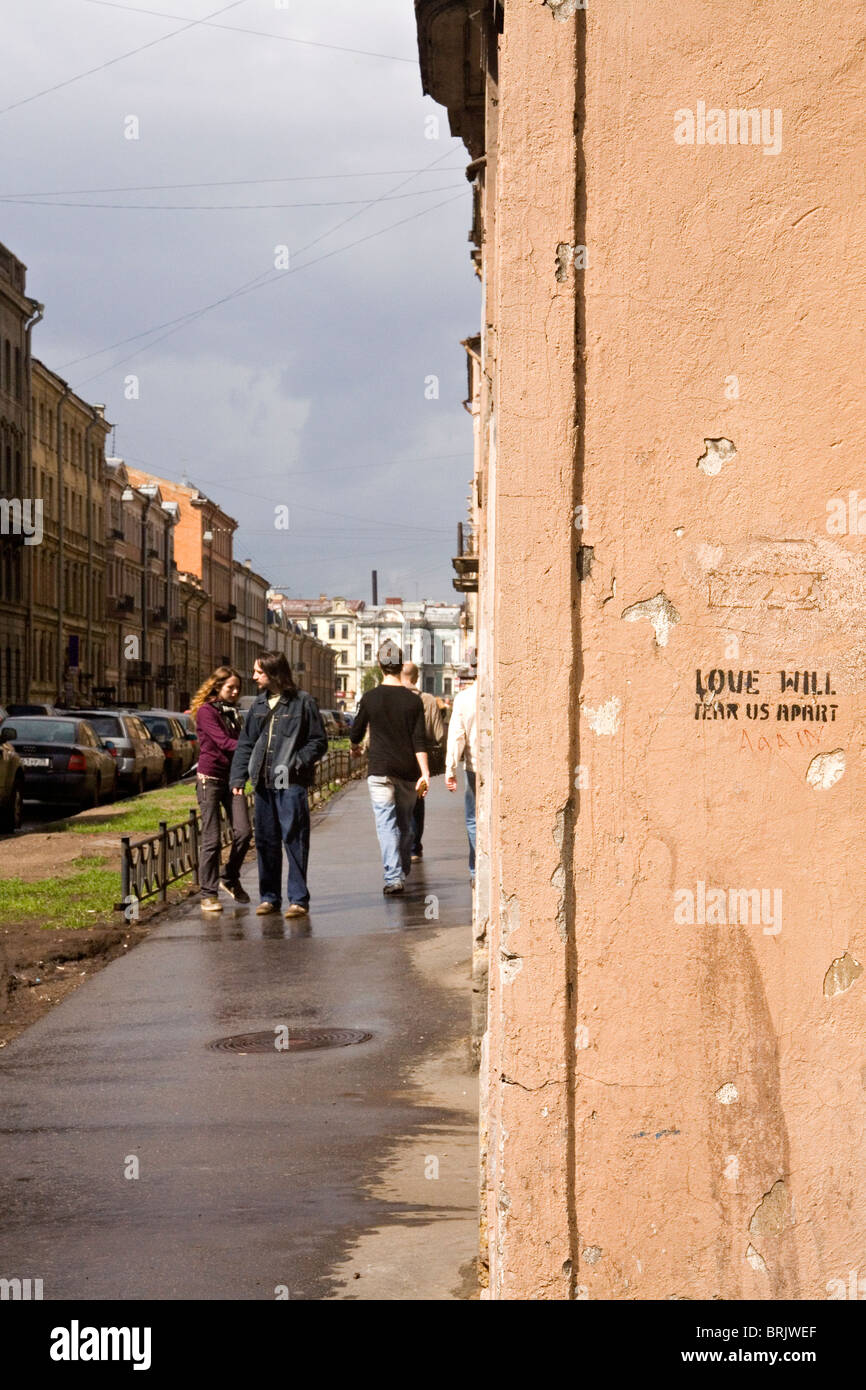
[368,775,417,885]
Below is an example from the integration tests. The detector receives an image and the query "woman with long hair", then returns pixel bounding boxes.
[191,665,252,912]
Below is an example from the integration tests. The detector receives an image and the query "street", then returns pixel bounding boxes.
[0,777,477,1300]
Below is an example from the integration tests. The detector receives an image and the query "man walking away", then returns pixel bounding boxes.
[400,660,445,862]
[351,640,430,895]
[230,652,327,919]
[445,662,478,885]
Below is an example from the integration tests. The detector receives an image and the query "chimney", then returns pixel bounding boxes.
[371,569,378,605]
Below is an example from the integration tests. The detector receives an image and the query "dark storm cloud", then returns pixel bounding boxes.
[1,0,478,600]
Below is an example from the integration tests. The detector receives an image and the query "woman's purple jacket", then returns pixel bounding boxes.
[195,702,239,780]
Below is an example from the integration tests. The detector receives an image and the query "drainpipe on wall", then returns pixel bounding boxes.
[23,300,43,699]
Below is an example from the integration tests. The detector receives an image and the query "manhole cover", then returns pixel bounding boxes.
[208,1028,372,1054]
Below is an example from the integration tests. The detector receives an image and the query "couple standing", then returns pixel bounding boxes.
[193,651,327,917]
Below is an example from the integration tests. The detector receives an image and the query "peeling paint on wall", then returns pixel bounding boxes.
[823,951,863,998]
[749,1180,792,1239]
[584,695,621,735]
[806,749,845,790]
[543,0,583,20]
[715,1083,739,1105]
[697,437,737,476]
[555,241,575,282]
[499,950,524,985]
[621,592,681,647]
[582,1245,603,1264]
[746,1243,768,1273]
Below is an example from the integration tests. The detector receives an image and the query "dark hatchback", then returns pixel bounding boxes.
[0,716,118,808]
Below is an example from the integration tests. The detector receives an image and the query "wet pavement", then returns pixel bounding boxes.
[0,776,476,1300]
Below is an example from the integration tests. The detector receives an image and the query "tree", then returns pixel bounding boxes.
[361,667,382,693]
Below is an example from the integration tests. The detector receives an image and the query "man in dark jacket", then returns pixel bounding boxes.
[230,652,327,918]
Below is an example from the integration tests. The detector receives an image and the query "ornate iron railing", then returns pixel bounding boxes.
[119,747,366,909]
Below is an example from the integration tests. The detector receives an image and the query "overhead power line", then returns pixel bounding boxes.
[0,185,465,212]
[0,0,249,116]
[70,190,466,389]
[61,146,465,378]
[77,0,418,62]
[0,165,465,198]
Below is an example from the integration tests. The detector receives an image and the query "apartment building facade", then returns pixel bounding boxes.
[28,362,112,706]
[0,242,41,706]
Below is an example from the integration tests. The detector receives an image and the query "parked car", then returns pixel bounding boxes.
[134,712,189,782]
[0,728,24,831]
[145,710,199,776]
[75,711,165,793]
[0,716,117,809]
[321,708,352,737]
[6,703,59,717]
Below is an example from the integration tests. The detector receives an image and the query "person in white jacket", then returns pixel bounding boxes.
[445,665,478,882]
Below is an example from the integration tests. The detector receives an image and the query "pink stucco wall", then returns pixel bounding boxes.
[483,0,866,1298]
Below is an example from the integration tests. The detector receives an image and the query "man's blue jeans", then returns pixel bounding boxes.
[465,769,477,874]
[254,784,311,907]
[368,775,417,885]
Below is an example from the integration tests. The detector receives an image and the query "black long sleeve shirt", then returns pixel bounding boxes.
[350,685,426,780]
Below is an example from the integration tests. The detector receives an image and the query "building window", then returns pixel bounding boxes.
[328,623,335,640]
[364,643,372,661]
[341,650,348,663]
[444,679,452,696]
[341,624,348,639]
[443,644,453,664]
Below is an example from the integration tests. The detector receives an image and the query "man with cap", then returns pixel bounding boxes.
[445,658,478,884]
[350,639,430,894]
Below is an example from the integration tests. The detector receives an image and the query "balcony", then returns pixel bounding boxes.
[109,527,125,541]
[157,664,176,682]
[452,521,478,593]
[171,616,188,635]
[215,602,237,624]
[109,593,135,614]
[147,546,161,560]
[149,606,168,625]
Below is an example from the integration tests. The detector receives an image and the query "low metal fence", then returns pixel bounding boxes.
[119,748,367,908]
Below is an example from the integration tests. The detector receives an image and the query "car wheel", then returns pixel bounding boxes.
[137,772,147,797]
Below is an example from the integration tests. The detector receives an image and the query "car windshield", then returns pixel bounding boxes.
[141,717,172,738]
[80,714,123,736]
[6,719,78,742]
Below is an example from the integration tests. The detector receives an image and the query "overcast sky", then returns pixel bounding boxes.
[1,0,478,603]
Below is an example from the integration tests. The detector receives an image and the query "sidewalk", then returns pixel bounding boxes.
[0,775,478,1300]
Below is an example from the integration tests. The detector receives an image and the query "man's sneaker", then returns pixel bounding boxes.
[410,852,423,863]
[284,903,309,918]
[255,901,279,915]
[220,879,251,904]
[200,897,223,913]
[383,881,405,896]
